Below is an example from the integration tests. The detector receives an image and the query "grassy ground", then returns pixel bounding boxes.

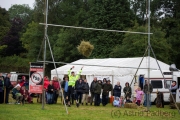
[0,97,179,120]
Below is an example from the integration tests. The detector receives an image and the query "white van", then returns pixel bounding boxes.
[138,71,172,103]
[10,72,29,87]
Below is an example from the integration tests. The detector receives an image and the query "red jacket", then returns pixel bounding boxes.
[52,80,60,90]
[44,78,50,90]
[19,80,25,87]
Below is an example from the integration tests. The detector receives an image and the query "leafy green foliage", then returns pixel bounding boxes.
[20,21,43,59]
[0,7,10,44]
[82,0,135,58]
[0,0,180,71]
[0,55,30,72]
[0,18,25,56]
[110,23,171,63]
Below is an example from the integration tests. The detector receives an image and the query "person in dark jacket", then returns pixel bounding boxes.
[47,80,54,104]
[123,82,132,100]
[94,80,102,106]
[0,75,4,103]
[113,82,122,98]
[143,80,153,107]
[81,79,89,105]
[75,79,84,107]
[4,73,12,104]
[90,77,97,105]
[102,80,113,106]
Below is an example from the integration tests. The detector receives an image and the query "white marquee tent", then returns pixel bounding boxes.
[51,56,170,87]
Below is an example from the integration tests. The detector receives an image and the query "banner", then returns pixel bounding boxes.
[29,63,43,93]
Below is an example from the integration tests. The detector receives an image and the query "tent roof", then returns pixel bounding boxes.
[51,56,170,76]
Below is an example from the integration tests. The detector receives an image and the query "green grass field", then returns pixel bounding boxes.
[0,97,179,120]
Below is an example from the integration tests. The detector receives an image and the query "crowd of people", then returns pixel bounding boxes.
[0,69,178,109]
[0,73,33,104]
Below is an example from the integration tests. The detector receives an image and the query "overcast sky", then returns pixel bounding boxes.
[0,0,35,10]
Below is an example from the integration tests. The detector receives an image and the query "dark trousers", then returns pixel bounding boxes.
[76,92,82,103]
[102,94,108,106]
[94,93,100,106]
[53,90,59,104]
[63,91,68,104]
[5,88,10,103]
[140,83,143,90]
[90,92,95,104]
[68,86,75,104]
[0,91,4,103]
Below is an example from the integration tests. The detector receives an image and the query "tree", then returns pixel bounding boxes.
[151,0,180,68]
[20,21,44,59]
[110,23,172,63]
[0,7,10,45]
[82,0,135,58]
[130,0,147,25]
[0,18,25,56]
[8,4,33,22]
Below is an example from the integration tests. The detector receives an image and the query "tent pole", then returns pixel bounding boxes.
[41,0,48,110]
[129,46,149,87]
[46,35,69,114]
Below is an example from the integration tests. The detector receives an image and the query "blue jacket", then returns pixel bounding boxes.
[113,100,119,106]
[113,85,121,97]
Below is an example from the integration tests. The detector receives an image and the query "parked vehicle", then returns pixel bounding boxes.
[10,72,29,87]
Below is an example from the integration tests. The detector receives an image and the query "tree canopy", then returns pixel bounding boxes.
[0,0,180,73]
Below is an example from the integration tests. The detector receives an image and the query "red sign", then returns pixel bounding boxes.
[29,63,43,93]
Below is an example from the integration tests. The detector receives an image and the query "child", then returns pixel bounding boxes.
[132,97,137,104]
[135,87,144,106]
[119,96,125,107]
[113,97,120,107]
[125,96,132,103]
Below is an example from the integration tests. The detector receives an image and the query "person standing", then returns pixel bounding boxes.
[143,80,153,107]
[139,75,144,90]
[169,81,178,109]
[113,82,122,98]
[90,77,97,105]
[0,75,4,103]
[75,79,84,107]
[123,82,132,100]
[61,76,69,105]
[67,66,83,107]
[4,73,12,104]
[102,78,107,85]
[52,76,60,104]
[81,79,89,105]
[94,80,102,106]
[102,80,113,106]
[47,80,54,104]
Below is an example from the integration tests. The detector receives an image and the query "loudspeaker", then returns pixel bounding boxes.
[169,64,179,71]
